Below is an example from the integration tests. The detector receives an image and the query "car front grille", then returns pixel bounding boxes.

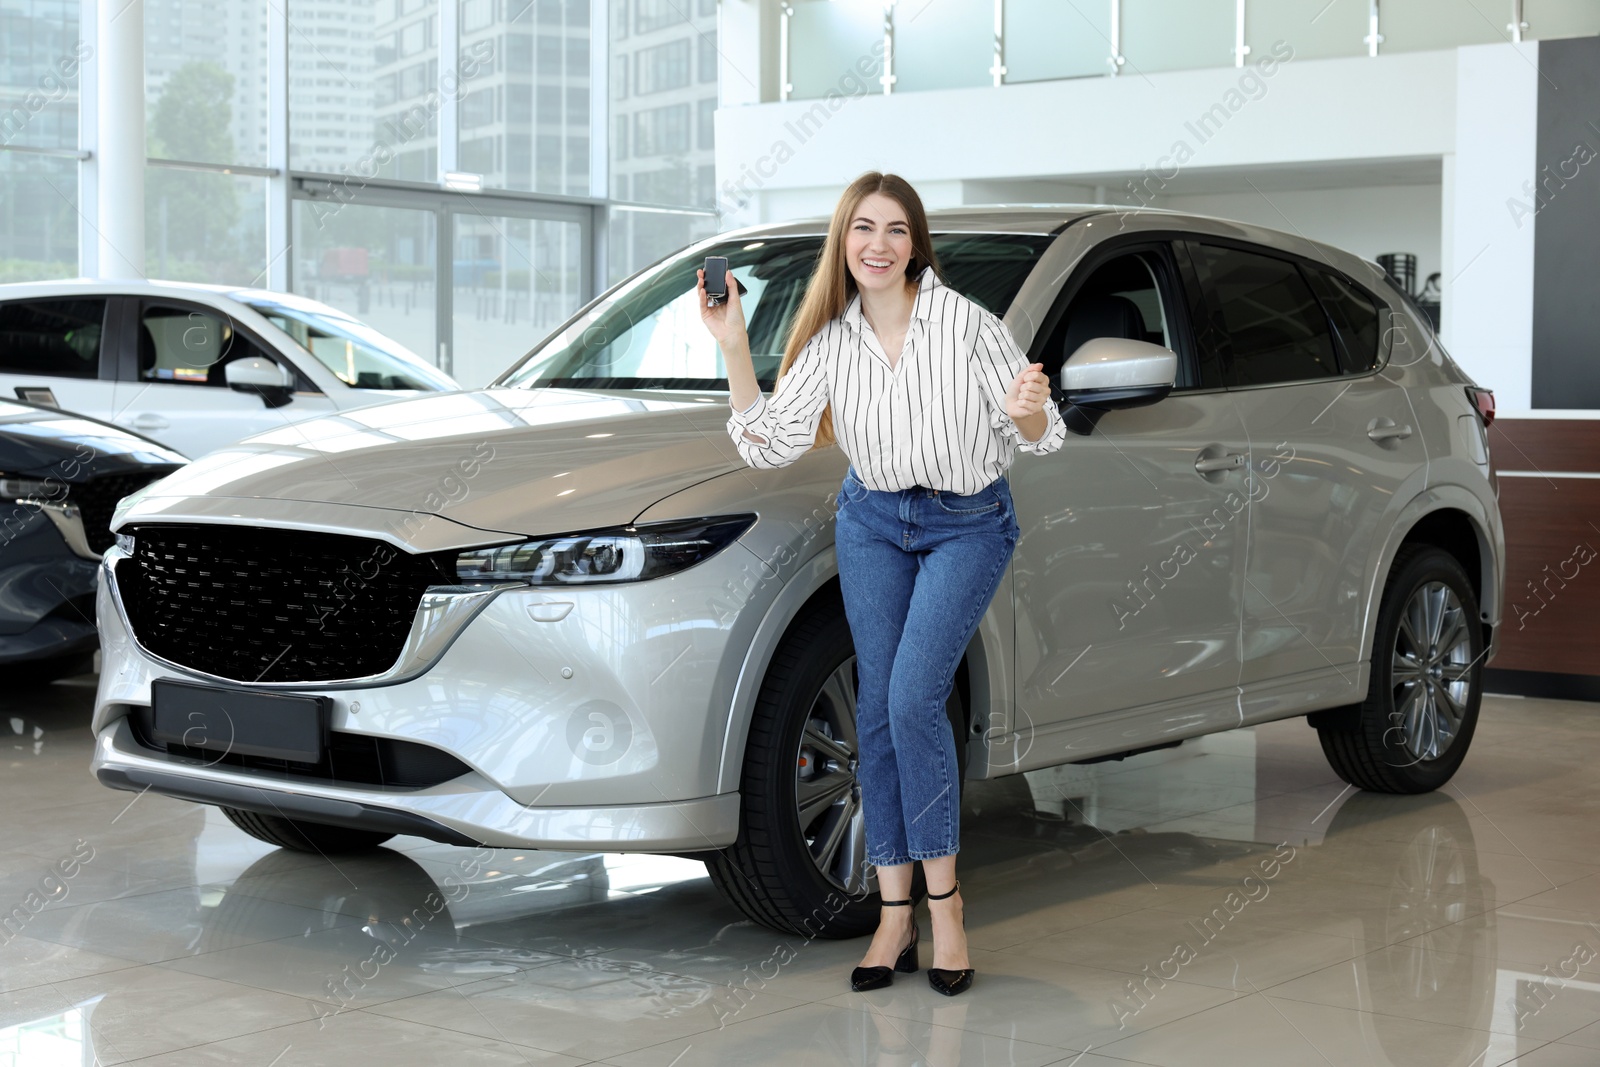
[72,472,173,554]
[118,523,457,683]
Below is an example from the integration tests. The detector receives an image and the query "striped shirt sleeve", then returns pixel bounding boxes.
[971,311,1068,457]
[725,329,831,468]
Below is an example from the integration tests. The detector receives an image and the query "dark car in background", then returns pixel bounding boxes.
[0,399,185,682]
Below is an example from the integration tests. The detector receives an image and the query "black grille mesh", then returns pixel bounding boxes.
[73,472,172,553]
[119,523,456,683]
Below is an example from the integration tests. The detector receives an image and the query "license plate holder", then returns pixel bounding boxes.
[151,679,329,763]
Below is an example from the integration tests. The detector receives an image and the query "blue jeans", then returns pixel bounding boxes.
[834,464,1021,867]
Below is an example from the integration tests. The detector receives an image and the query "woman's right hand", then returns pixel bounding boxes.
[697,267,748,348]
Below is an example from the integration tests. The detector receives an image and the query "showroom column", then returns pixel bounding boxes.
[96,0,145,279]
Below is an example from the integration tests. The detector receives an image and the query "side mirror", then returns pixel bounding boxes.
[1058,337,1177,435]
[224,357,296,409]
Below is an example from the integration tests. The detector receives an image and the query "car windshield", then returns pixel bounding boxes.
[234,293,458,392]
[495,232,1055,391]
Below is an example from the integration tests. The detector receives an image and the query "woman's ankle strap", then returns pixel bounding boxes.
[926,880,960,901]
[880,898,912,906]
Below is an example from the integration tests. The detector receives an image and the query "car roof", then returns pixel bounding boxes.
[0,277,365,320]
[719,204,1106,238]
[714,204,1386,285]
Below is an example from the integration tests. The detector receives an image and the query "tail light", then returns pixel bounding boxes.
[1467,387,1495,427]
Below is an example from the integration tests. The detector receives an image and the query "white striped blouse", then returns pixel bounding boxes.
[725,264,1068,495]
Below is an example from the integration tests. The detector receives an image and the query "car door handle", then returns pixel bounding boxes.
[1367,418,1413,441]
[1194,452,1247,473]
[130,414,170,430]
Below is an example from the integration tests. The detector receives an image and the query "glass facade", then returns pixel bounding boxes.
[452,212,584,386]
[458,0,592,196]
[610,0,717,209]
[1,0,81,283]
[146,166,268,284]
[145,0,269,166]
[288,0,440,181]
[0,151,78,282]
[2,0,80,150]
[607,203,717,286]
[292,198,440,369]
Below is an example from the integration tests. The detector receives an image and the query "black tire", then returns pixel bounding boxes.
[220,806,396,853]
[706,602,967,938]
[1314,544,1484,794]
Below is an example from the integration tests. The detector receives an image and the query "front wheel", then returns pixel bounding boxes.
[706,603,966,938]
[1314,545,1484,793]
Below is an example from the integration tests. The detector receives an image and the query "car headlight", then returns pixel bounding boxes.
[455,514,758,586]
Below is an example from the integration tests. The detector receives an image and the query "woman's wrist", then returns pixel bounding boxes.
[1014,409,1046,443]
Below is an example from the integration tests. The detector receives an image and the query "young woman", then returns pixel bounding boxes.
[699,172,1068,996]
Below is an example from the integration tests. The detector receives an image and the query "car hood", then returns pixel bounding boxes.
[0,398,187,475]
[117,388,749,542]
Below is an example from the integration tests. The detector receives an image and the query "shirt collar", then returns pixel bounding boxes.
[842,264,942,334]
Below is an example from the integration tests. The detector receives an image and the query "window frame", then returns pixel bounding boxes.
[1026,233,1211,395]
[114,297,320,394]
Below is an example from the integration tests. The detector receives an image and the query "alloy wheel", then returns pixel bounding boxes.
[793,655,872,896]
[1389,580,1475,763]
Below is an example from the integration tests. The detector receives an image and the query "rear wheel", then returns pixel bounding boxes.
[220,807,396,853]
[706,603,966,938]
[1314,545,1483,794]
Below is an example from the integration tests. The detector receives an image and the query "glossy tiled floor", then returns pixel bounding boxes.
[5,676,1600,1066]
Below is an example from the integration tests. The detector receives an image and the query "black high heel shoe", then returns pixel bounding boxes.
[926,881,974,996]
[850,897,919,992]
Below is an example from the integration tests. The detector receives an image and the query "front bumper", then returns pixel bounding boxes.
[92,524,779,850]
[92,717,739,849]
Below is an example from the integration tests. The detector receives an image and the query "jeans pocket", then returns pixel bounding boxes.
[840,470,870,505]
[934,482,1001,515]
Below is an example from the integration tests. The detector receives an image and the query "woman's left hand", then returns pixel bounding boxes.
[1004,363,1051,420]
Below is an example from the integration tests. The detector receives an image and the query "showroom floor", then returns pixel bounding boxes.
[4,681,1599,1066]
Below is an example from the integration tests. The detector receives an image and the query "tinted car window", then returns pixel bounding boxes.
[137,305,275,387]
[0,299,106,379]
[1191,243,1339,387]
[498,232,1053,390]
[1308,268,1382,374]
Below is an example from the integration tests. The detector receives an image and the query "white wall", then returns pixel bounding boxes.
[714,48,1457,226]
[1445,41,1540,413]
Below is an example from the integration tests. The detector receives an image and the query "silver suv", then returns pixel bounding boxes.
[90,205,1503,939]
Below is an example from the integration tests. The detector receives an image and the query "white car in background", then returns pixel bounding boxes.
[0,280,459,459]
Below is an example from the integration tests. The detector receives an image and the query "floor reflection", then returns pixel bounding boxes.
[3,680,1600,1064]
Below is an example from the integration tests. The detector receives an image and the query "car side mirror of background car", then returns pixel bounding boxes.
[224,357,296,409]
[1057,337,1178,435]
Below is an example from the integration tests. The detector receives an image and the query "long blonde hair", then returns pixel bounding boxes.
[775,171,943,452]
